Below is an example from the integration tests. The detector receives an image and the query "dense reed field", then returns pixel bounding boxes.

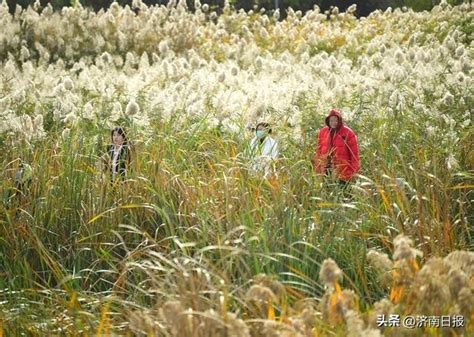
[0,0,473,335]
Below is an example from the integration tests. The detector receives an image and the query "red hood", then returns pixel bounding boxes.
[325,109,343,129]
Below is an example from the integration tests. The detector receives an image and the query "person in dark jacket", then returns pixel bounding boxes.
[103,127,131,182]
[312,109,360,191]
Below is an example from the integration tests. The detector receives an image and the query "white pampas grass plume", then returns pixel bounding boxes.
[441,92,454,106]
[218,72,226,83]
[446,154,459,171]
[347,4,357,14]
[63,77,74,91]
[393,234,422,261]
[112,102,123,115]
[126,99,139,116]
[344,310,364,337]
[33,114,43,129]
[159,40,169,55]
[190,55,200,69]
[394,49,405,64]
[83,102,94,120]
[20,45,30,61]
[455,72,467,84]
[101,52,113,64]
[319,258,343,288]
[328,74,337,89]
[273,8,280,20]
[22,115,34,137]
[259,27,269,40]
[455,46,464,58]
[246,285,277,305]
[367,250,393,272]
[53,83,65,96]
[63,112,77,125]
[444,251,474,276]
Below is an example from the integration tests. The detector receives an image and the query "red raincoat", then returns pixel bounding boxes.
[312,110,360,181]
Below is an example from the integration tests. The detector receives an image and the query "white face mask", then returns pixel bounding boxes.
[256,130,266,139]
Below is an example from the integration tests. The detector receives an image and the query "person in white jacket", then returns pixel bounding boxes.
[249,122,279,178]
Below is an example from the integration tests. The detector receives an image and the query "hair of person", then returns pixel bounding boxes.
[111,127,128,145]
[256,122,272,134]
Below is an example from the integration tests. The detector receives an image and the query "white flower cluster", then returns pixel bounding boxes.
[0,2,472,147]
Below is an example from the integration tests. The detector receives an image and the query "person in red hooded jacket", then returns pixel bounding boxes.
[312,109,360,190]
